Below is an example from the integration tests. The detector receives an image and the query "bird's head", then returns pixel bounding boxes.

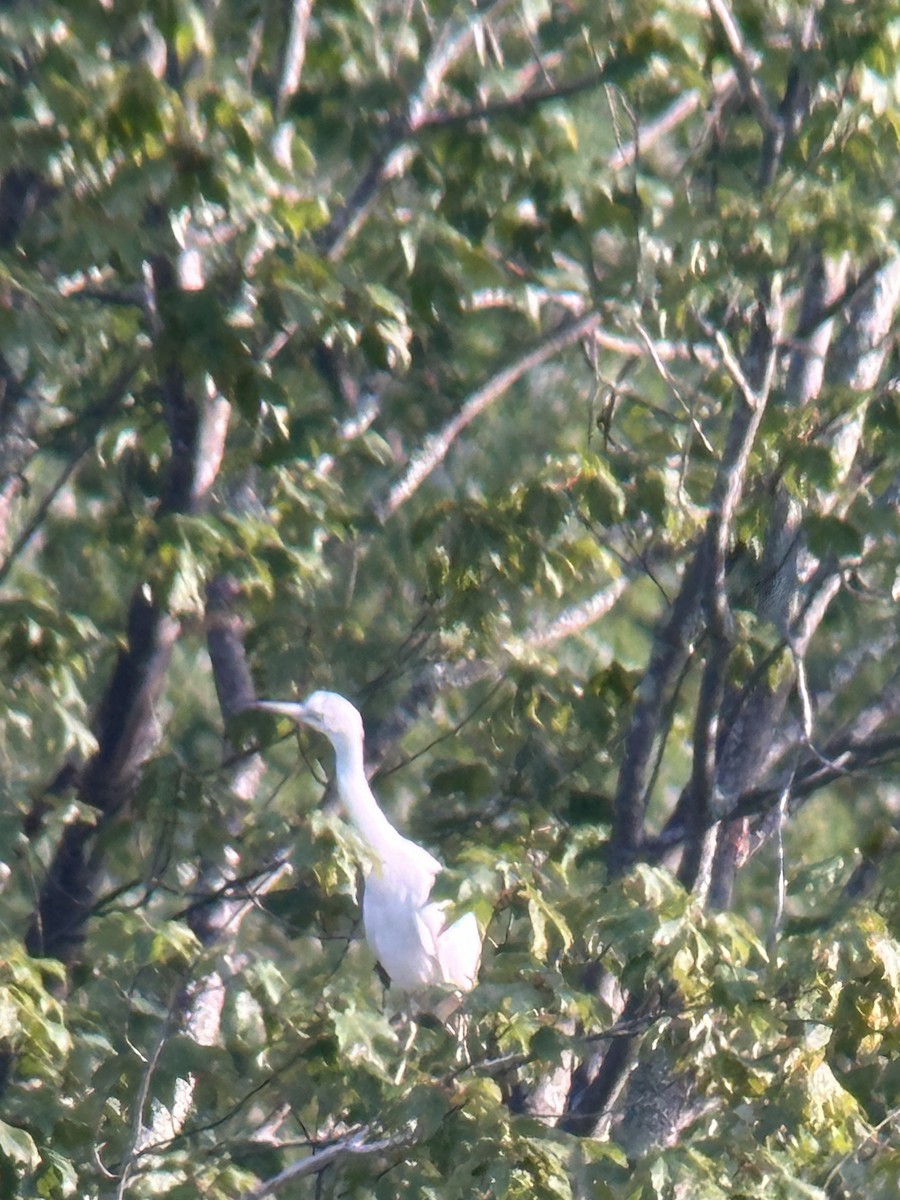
[254,690,365,751]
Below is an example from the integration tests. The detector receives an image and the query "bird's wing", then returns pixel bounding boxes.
[413,904,442,959]
[417,902,482,991]
[391,835,442,905]
[436,910,482,991]
[410,837,443,878]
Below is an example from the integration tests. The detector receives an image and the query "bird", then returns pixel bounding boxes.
[254,691,482,999]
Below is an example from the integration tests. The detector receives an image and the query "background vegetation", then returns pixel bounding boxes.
[1,0,899,1196]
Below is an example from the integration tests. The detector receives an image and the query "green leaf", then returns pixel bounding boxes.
[804,514,864,559]
[149,922,202,967]
[0,1119,40,1171]
[428,761,494,799]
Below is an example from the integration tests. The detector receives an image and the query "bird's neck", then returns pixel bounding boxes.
[331,735,402,861]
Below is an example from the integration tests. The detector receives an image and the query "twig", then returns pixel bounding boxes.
[416,66,607,131]
[822,1105,900,1191]
[115,985,187,1200]
[608,78,733,170]
[633,322,716,455]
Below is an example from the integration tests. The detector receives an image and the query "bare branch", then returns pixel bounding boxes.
[0,167,47,246]
[784,252,850,405]
[678,293,783,895]
[470,291,719,371]
[108,556,286,1182]
[319,0,722,260]
[113,863,292,1194]
[376,310,600,522]
[518,575,630,652]
[272,0,315,168]
[239,1126,412,1200]
[610,87,702,170]
[604,284,792,876]
[824,1105,900,1194]
[276,0,314,117]
[714,329,764,409]
[609,67,739,171]
[194,388,233,505]
[767,780,791,956]
[561,992,647,1137]
[608,550,705,872]
[408,0,517,129]
[824,257,900,481]
[321,0,515,259]
[830,258,900,393]
[634,322,716,455]
[206,576,260,724]
[708,0,779,134]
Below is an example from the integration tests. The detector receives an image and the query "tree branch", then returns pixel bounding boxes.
[272,0,315,168]
[416,66,608,132]
[708,0,779,135]
[320,0,515,260]
[276,0,314,118]
[607,550,705,873]
[239,1126,413,1199]
[679,296,782,893]
[375,310,600,521]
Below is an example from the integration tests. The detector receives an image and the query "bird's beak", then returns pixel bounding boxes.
[253,700,307,722]
[254,698,329,736]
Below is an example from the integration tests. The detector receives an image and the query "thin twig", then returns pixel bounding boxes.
[634,322,716,455]
[609,80,730,170]
[115,986,185,1200]
[822,1105,900,1191]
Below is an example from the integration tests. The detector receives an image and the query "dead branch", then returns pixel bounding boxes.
[375,310,601,522]
[239,1126,413,1199]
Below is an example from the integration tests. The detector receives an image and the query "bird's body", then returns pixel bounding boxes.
[255,691,481,995]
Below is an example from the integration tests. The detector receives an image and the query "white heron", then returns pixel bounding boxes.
[254,691,482,1000]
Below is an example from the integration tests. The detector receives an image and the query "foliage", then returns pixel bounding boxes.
[0,0,899,1197]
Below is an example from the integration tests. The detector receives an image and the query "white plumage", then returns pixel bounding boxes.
[255,691,481,995]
